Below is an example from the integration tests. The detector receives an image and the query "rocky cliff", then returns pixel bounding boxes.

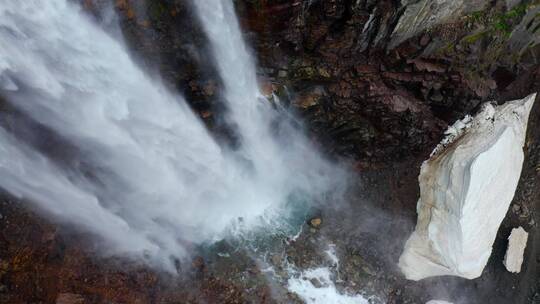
[103,0,540,164]
[0,0,539,303]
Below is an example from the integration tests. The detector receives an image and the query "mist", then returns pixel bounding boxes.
[0,0,345,271]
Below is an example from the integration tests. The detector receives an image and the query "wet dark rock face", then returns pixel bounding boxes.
[232,0,539,162]
[109,0,540,163]
[0,0,539,303]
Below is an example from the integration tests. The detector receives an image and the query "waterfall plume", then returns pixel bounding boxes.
[0,0,343,271]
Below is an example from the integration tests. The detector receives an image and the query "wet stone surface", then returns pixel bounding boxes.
[0,0,539,303]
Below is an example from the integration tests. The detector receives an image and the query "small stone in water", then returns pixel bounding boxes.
[309,277,323,288]
[271,254,281,265]
[309,217,322,228]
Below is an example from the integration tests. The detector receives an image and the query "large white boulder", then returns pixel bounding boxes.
[504,227,528,273]
[399,93,536,280]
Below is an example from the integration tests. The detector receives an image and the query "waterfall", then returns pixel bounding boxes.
[193,0,270,150]
[0,0,342,271]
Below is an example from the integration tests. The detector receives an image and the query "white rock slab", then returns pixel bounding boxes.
[504,227,529,273]
[399,93,536,280]
[426,300,453,304]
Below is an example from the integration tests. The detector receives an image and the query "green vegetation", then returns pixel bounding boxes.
[493,4,528,35]
[467,4,530,38]
[462,30,489,44]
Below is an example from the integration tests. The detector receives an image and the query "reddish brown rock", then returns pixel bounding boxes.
[56,293,85,304]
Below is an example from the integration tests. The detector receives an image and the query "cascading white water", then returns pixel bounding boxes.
[193,0,272,152]
[192,0,336,192]
[0,0,342,271]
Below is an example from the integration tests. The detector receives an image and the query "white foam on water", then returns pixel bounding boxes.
[287,267,370,304]
[283,243,375,304]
